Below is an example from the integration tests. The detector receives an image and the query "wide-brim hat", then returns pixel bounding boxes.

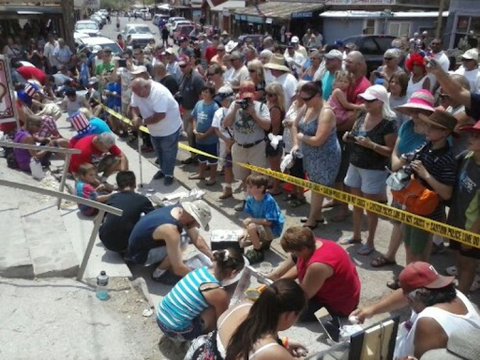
[181,199,212,231]
[419,109,458,135]
[395,89,435,115]
[264,54,290,72]
[459,120,480,133]
[225,40,238,53]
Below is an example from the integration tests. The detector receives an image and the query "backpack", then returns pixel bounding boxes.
[391,177,440,216]
[4,147,18,169]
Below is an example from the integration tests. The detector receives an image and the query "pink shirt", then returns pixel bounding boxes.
[348,76,371,104]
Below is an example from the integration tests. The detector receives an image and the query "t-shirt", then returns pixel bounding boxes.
[69,118,112,147]
[466,93,480,121]
[53,73,72,86]
[347,76,371,104]
[229,100,271,145]
[16,66,46,84]
[95,61,115,77]
[105,82,121,109]
[118,67,133,105]
[415,142,457,220]
[99,191,154,252]
[448,151,480,233]
[79,62,89,88]
[274,72,297,109]
[37,115,59,139]
[397,119,426,156]
[192,100,219,145]
[225,65,249,90]
[322,71,335,101]
[205,46,217,64]
[455,66,480,94]
[76,181,98,215]
[211,107,232,140]
[244,193,284,237]
[389,94,409,127]
[69,134,121,174]
[350,112,397,170]
[130,81,182,137]
[179,70,205,110]
[297,239,361,316]
[63,95,86,116]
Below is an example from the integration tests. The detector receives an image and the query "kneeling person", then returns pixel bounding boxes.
[127,200,213,280]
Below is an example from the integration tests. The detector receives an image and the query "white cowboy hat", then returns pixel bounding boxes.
[225,40,238,53]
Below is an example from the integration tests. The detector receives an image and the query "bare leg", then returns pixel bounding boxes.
[351,187,363,241]
[208,164,217,183]
[384,223,403,261]
[200,306,218,332]
[457,253,477,294]
[364,193,382,249]
[305,192,324,227]
[269,154,282,194]
[247,223,261,250]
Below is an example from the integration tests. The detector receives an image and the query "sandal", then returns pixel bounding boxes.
[300,217,325,224]
[290,197,307,208]
[357,245,375,256]
[339,237,362,245]
[219,191,233,200]
[386,279,400,290]
[245,249,264,265]
[371,255,396,268]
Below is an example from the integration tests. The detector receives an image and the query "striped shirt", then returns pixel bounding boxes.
[157,267,218,331]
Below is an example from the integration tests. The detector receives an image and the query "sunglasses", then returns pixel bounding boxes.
[248,69,256,73]
[384,57,393,61]
[462,58,475,62]
[363,98,378,103]
[266,93,276,97]
[179,64,187,68]
[439,93,450,99]
[300,94,315,102]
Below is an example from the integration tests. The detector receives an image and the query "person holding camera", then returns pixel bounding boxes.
[223,81,271,211]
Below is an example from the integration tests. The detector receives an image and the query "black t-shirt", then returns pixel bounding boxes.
[349,112,397,170]
[160,74,179,95]
[466,93,480,121]
[99,191,154,252]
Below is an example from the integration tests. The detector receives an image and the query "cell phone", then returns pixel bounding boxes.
[118,59,127,68]
[373,71,384,79]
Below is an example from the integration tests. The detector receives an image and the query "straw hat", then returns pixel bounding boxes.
[395,89,435,114]
[264,54,290,72]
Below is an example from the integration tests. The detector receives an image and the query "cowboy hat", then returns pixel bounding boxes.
[264,54,290,72]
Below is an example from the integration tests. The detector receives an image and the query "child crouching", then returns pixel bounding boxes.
[76,163,112,216]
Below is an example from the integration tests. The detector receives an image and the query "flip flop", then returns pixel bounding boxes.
[339,237,362,245]
[386,279,400,290]
[300,217,325,224]
[371,255,396,268]
[357,245,375,256]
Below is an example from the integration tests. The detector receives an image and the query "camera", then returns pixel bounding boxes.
[118,59,127,68]
[401,152,417,175]
[236,98,250,110]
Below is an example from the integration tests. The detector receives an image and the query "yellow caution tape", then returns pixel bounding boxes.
[101,104,480,249]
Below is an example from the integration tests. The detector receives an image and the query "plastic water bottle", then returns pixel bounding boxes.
[96,271,109,301]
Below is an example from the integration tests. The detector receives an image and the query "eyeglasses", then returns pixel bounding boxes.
[300,94,316,102]
[384,57,393,61]
[439,93,450,100]
[248,69,256,73]
[266,93,276,97]
[363,98,378,103]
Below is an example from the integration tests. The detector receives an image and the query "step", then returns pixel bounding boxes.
[18,196,80,278]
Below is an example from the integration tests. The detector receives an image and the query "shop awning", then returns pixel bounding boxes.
[320,10,449,19]
[211,1,245,12]
[234,1,324,21]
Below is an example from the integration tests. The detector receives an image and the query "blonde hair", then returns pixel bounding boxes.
[334,70,355,86]
[78,107,93,119]
[265,82,286,113]
[38,103,62,120]
[247,59,265,83]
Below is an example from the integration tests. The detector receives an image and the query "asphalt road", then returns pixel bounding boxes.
[100,15,167,46]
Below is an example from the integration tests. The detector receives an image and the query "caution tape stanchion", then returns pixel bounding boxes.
[101,104,480,249]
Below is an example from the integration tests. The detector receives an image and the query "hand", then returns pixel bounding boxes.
[96,184,105,192]
[342,131,352,142]
[287,340,308,358]
[350,307,374,324]
[410,160,429,179]
[296,133,305,142]
[355,136,374,149]
[246,101,256,116]
[233,101,241,111]
[283,118,294,128]
[225,138,234,149]
[133,117,142,129]
[243,218,252,226]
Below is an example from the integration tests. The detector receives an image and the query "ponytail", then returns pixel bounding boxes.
[225,279,307,360]
[213,248,245,279]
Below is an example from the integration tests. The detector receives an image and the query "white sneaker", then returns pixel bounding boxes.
[152,268,166,280]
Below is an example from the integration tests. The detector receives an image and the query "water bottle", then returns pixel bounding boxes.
[96,271,109,301]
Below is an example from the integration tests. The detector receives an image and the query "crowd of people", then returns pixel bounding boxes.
[2,16,480,359]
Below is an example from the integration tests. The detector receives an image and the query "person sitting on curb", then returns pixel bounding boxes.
[351,262,480,359]
[126,200,213,282]
[99,171,154,254]
[239,174,284,264]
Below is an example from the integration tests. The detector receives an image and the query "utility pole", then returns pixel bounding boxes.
[61,0,76,49]
[435,0,446,39]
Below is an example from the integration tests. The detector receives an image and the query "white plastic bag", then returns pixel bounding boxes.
[30,157,45,180]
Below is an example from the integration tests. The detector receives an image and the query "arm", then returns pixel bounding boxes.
[333,89,364,111]
[422,77,431,92]
[243,217,272,227]
[269,255,296,281]
[186,227,213,260]
[413,318,448,359]
[118,152,128,171]
[336,112,357,132]
[351,288,408,323]
[428,60,471,108]
[23,135,49,158]
[300,262,333,300]
[154,224,192,277]
[290,107,306,150]
[411,161,453,200]
[223,103,240,128]
[144,112,166,125]
[131,106,142,127]
[298,110,335,147]
[391,137,407,172]
[202,287,230,322]
[270,107,282,135]
[355,132,397,158]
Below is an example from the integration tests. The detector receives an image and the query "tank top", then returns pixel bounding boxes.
[297,239,361,316]
[395,291,480,359]
[13,128,32,171]
[126,205,182,264]
[327,93,349,125]
[157,266,219,331]
[406,75,429,100]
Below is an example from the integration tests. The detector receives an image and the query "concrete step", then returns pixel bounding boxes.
[0,188,34,278]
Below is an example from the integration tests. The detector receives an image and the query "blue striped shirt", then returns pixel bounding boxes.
[157,267,218,331]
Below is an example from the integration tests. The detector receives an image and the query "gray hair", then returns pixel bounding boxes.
[384,48,400,59]
[259,49,273,62]
[97,132,116,148]
[230,51,243,61]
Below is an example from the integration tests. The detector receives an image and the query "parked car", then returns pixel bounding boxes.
[74,32,90,48]
[123,23,156,48]
[143,12,152,21]
[342,35,396,75]
[153,14,169,26]
[169,20,192,36]
[166,17,186,33]
[98,9,109,17]
[77,36,123,56]
[75,20,100,37]
[94,12,107,26]
[173,25,196,43]
[90,15,103,29]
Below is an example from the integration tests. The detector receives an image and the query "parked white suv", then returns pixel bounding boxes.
[75,20,100,37]
[123,24,156,48]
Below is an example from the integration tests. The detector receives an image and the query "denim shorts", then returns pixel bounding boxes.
[197,143,218,166]
[157,316,204,341]
[344,164,387,195]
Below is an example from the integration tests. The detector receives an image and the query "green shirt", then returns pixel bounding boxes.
[95,62,114,77]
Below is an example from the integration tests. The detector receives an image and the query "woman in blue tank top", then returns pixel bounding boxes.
[156,248,245,341]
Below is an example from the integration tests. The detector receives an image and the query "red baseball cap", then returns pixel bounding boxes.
[459,120,480,133]
[239,85,255,99]
[399,262,454,294]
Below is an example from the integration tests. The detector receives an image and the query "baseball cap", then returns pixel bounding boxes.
[358,84,389,104]
[214,85,234,103]
[239,84,255,99]
[131,65,148,75]
[399,262,455,294]
[461,49,479,62]
[291,36,299,44]
[181,199,212,231]
[324,49,343,60]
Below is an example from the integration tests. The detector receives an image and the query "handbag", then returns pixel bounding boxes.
[391,177,439,216]
[30,157,45,180]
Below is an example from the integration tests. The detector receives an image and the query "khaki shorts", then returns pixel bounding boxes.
[231,140,267,181]
[182,108,193,132]
[242,224,275,249]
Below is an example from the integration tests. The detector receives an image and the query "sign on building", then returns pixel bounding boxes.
[0,55,19,129]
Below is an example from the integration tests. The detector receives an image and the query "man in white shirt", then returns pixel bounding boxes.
[131,78,183,186]
[264,54,298,109]
[43,33,59,74]
[428,38,450,92]
[225,51,249,91]
[290,36,308,58]
[284,45,305,76]
[455,49,480,94]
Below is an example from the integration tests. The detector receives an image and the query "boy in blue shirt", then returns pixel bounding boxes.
[190,84,220,185]
[240,174,284,264]
[104,75,122,134]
